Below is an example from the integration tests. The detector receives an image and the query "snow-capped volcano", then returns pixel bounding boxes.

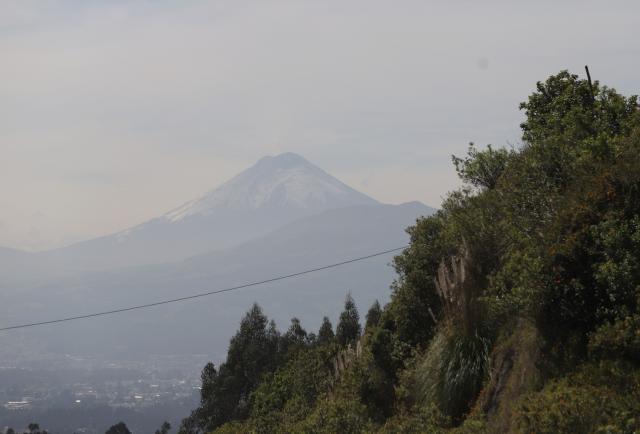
[165,153,377,222]
[40,153,380,270]
[3,154,434,358]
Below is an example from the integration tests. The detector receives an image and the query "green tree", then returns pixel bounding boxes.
[452,143,512,190]
[285,317,307,344]
[26,424,48,434]
[336,293,361,346]
[365,300,382,330]
[199,362,217,407]
[519,69,638,145]
[318,316,335,344]
[180,303,282,433]
[248,344,336,432]
[155,421,171,434]
[389,216,448,346]
[105,422,131,434]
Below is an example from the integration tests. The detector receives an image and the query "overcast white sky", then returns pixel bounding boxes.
[1,0,639,251]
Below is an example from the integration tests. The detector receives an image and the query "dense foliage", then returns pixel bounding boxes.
[177,70,640,433]
[105,422,131,434]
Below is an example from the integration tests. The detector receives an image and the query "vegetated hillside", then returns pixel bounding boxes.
[177,71,640,434]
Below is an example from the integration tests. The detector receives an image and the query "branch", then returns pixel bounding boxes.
[585,65,595,104]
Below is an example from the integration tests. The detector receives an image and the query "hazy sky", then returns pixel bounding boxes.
[1,0,639,251]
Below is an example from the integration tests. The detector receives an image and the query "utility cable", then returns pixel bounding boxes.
[0,246,407,332]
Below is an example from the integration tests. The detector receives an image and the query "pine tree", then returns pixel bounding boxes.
[318,316,335,344]
[200,362,217,404]
[181,303,282,432]
[26,424,48,434]
[105,422,131,434]
[336,293,361,346]
[285,317,307,344]
[365,299,382,330]
[155,421,171,434]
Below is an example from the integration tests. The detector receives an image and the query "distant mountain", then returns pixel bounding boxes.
[0,153,435,362]
[165,152,377,220]
[2,202,434,359]
[39,153,379,271]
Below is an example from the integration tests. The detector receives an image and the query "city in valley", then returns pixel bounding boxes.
[0,354,208,433]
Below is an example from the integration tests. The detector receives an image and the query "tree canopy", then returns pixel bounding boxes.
[336,293,362,347]
[318,316,335,344]
[105,422,131,434]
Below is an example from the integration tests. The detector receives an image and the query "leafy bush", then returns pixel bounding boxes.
[589,313,640,362]
[516,362,640,434]
[247,344,336,433]
[294,392,376,434]
[378,404,449,434]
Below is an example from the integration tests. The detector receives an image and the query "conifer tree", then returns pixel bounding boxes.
[105,422,131,434]
[155,421,171,434]
[285,317,307,344]
[365,299,382,330]
[336,293,361,346]
[318,316,335,344]
[182,303,282,432]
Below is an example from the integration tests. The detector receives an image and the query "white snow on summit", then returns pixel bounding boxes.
[164,153,377,222]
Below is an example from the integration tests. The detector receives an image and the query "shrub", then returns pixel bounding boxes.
[411,325,490,420]
[515,362,640,434]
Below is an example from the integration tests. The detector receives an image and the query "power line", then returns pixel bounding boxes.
[0,246,407,332]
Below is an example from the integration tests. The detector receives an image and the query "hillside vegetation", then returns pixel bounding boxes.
[179,70,640,433]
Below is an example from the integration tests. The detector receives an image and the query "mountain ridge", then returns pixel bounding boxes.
[163,153,377,222]
[31,153,383,271]
[2,201,434,357]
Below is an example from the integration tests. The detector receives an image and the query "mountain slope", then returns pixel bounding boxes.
[2,202,434,358]
[38,153,379,271]
[165,152,376,220]
[0,246,30,275]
